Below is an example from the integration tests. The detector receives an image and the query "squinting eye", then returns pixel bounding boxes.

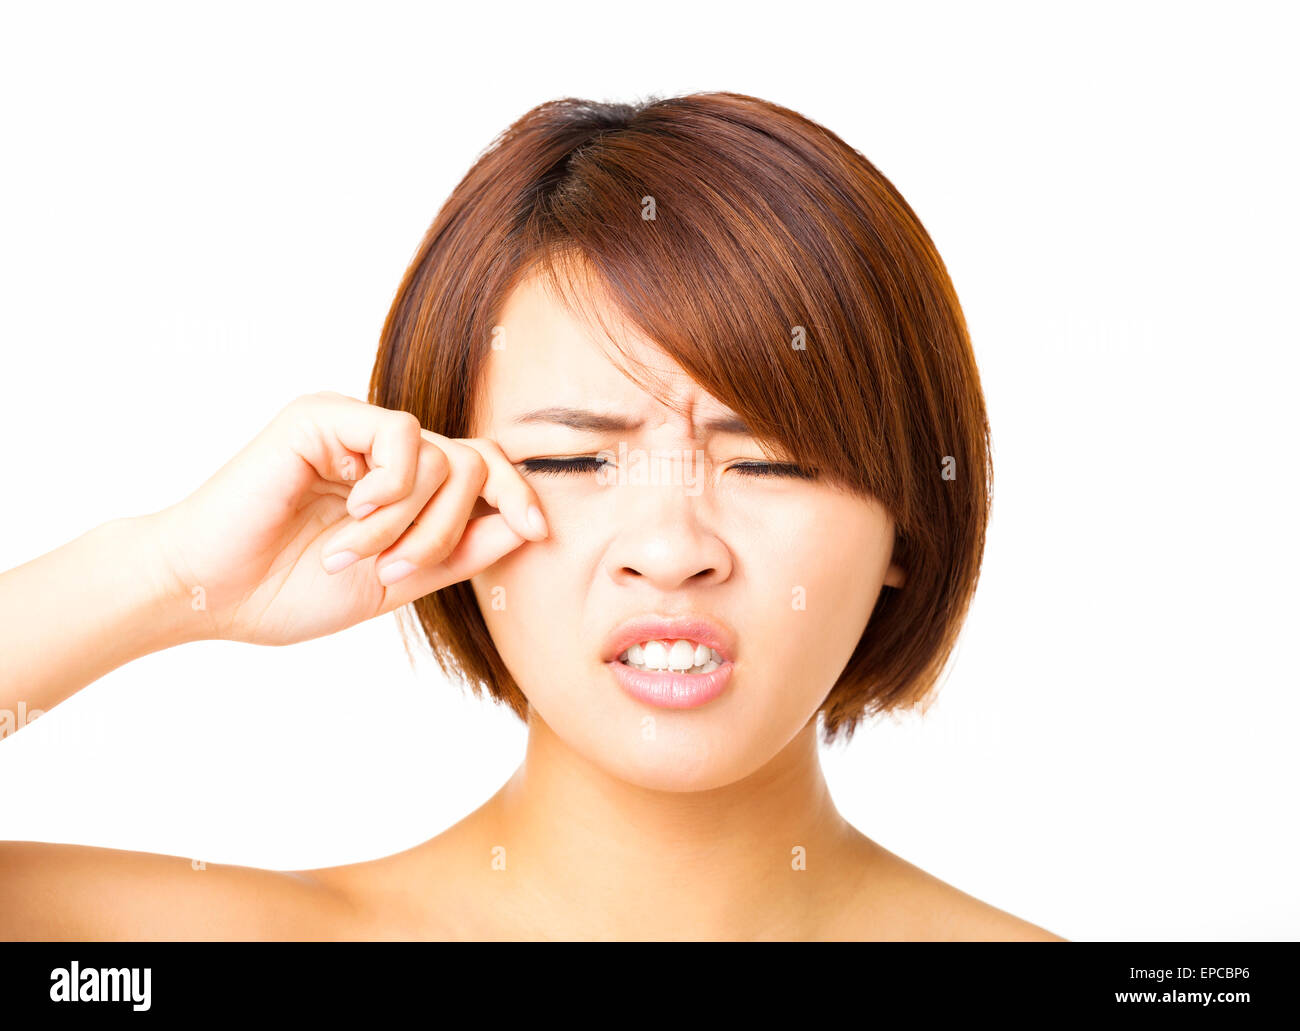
[519,457,817,479]
[730,462,818,480]
[521,457,612,477]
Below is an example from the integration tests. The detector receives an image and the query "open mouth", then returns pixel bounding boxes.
[601,618,737,708]
[616,640,725,675]
[608,639,734,709]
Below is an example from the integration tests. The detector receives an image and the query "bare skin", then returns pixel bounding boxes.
[0,789,1063,941]
[0,384,1066,942]
[300,718,1066,941]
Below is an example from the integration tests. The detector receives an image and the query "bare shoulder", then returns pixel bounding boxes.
[0,839,355,940]
[833,836,1068,942]
[293,840,440,937]
[293,808,492,939]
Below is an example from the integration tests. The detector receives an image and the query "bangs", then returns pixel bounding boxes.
[512,142,912,534]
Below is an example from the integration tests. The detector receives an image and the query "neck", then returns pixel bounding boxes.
[477,711,867,939]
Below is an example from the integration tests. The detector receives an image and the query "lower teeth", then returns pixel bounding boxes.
[622,659,721,675]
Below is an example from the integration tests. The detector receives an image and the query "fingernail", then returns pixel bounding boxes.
[323,549,359,573]
[378,559,415,585]
[352,502,377,519]
[526,505,548,538]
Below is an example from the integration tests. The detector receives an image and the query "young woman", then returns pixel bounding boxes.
[0,92,1064,941]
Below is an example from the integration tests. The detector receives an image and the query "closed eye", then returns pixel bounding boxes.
[732,462,818,479]
[519,457,817,479]
[518,457,609,477]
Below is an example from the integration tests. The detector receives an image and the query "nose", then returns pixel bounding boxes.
[603,481,733,591]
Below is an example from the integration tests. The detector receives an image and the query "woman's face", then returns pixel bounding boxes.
[468,271,904,791]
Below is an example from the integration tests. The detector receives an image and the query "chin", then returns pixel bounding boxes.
[550,698,780,793]
[608,735,754,792]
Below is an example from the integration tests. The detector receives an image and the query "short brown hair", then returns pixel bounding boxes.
[368,91,992,744]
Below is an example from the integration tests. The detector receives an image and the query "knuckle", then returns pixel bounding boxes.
[284,390,345,421]
[471,436,505,460]
[437,439,479,481]
[416,441,450,486]
[456,445,489,487]
[283,393,318,418]
[392,410,422,440]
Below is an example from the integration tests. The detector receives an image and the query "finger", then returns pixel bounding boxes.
[307,447,370,500]
[301,392,429,519]
[456,436,549,542]
[318,438,450,574]
[377,512,528,613]
[370,439,488,585]
[278,393,391,499]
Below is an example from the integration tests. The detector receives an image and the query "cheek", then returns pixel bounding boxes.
[469,479,610,621]
[751,504,889,675]
[469,538,580,673]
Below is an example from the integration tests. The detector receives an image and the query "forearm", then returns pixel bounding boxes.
[0,513,201,723]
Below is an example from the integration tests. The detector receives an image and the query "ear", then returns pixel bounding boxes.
[883,562,906,589]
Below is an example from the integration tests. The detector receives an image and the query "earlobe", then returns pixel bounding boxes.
[884,563,906,589]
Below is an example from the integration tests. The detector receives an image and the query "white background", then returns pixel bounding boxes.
[1,0,1295,942]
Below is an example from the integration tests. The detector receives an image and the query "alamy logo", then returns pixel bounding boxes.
[50,961,151,1011]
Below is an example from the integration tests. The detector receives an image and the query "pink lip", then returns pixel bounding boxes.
[600,616,737,665]
[607,657,734,709]
[600,614,738,711]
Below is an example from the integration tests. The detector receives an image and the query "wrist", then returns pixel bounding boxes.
[108,510,216,648]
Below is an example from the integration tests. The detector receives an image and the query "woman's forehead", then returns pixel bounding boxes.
[494,272,671,374]
[476,275,729,433]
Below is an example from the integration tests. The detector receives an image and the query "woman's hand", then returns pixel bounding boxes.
[148,390,546,646]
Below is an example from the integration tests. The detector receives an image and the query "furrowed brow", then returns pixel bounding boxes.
[512,407,751,436]
[512,408,639,432]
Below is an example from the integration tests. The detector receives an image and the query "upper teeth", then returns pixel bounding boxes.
[619,639,724,672]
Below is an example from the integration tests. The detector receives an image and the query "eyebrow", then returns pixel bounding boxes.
[511,406,752,436]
